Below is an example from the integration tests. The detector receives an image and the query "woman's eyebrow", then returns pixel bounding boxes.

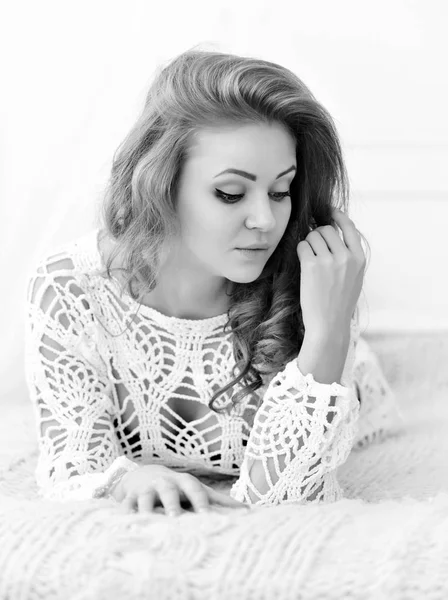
[214,165,297,182]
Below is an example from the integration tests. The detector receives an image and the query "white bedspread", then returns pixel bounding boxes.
[1,332,447,600]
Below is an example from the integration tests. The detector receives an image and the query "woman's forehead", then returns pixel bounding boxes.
[186,124,296,171]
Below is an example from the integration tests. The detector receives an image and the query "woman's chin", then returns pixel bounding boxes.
[226,268,264,284]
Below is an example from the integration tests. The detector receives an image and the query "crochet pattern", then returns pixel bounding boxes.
[24,229,402,506]
[2,326,443,599]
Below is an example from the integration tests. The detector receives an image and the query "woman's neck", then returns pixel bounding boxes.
[98,229,231,320]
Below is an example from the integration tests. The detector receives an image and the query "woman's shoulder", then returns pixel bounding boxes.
[27,228,104,283]
[25,229,107,316]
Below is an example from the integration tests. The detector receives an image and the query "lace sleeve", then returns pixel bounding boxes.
[230,308,361,506]
[24,254,139,501]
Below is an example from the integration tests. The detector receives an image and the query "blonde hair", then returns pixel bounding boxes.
[96,45,370,414]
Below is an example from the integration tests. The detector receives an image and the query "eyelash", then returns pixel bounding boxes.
[214,188,291,204]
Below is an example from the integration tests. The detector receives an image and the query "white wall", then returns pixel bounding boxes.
[1,0,447,402]
[348,145,448,332]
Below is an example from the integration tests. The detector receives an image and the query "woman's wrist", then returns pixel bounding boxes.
[298,328,351,385]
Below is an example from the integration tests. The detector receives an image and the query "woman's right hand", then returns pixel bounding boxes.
[111,464,249,516]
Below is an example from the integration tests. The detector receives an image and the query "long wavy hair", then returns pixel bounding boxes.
[94,45,370,415]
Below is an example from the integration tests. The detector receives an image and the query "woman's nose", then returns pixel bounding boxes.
[244,199,276,231]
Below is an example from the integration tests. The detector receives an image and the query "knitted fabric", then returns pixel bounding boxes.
[23,229,401,506]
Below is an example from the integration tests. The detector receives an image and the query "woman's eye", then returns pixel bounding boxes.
[214,189,291,204]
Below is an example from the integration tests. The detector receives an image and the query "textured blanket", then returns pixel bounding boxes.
[1,332,448,600]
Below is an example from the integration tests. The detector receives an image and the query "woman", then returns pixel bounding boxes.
[24,47,401,516]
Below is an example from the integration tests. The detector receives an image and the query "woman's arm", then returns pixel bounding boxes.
[230,308,360,506]
[24,256,138,501]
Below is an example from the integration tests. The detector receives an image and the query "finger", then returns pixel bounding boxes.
[137,490,157,514]
[297,240,315,263]
[316,225,349,258]
[122,494,137,514]
[331,209,364,255]
[179,479,210,513]
[303,231,330,256]
[207,488,249,509]
[157,483,183,516]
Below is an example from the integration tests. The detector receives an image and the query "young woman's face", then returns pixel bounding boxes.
[173,121,297,284]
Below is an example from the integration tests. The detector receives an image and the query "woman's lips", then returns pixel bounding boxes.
[236,248,267,258]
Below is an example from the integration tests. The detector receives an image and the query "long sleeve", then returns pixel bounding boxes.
[230,309,361,506]
[24,257,138,501]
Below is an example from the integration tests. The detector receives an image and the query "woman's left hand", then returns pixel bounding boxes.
[296,207,366,339]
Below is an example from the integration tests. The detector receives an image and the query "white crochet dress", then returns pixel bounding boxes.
[23,229,403,507]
